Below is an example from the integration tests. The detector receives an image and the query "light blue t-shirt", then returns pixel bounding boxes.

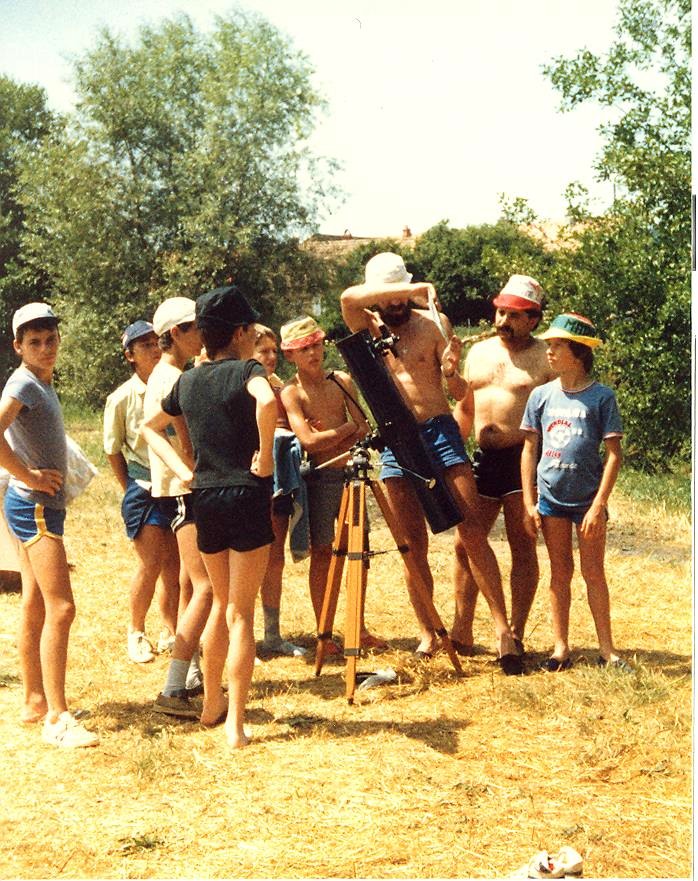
[2,366,67,509]
[521,379,623,510]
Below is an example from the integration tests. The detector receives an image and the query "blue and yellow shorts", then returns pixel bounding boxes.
[3,484,65,546]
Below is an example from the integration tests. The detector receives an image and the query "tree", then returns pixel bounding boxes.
[411,220,553,325]
[543,0,690,469]
[0,77,55,381]
[17,10,335,405]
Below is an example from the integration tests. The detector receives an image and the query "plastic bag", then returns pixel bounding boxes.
[64,436,98,504]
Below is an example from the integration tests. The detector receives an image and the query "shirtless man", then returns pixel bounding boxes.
[341,253,522,673]
[451,275,555,654]
[279,316,387,653]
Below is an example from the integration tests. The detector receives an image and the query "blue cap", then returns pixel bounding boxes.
[121,320,154,350]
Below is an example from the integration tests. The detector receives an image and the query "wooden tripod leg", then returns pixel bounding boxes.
[315,484,350,676]
[370,480,463,675]
[344,480,366,704]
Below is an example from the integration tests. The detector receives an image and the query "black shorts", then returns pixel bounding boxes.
[472,445,524,500]
[156,494,195,533]
[193,482,274,554]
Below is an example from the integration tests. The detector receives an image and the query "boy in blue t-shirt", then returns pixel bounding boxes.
[520,313,629,673]
[0,303,98,747]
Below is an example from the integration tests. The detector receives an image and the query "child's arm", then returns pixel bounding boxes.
[246,375,276,478]
[0,396,63,496]
[579,436,622,537]
[520,431,541,536]
[106,453,129,492]
[141,409,194,485]
[281,385,357,454]
[331,372,370,444]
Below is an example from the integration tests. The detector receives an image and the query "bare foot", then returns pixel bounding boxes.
[21,697,48,724]
[360,630,389,652]
[496,631,518,659]
[449,637,476,657]
[320,639,343,657]
[200,693,228,728]
[225,726,251,749]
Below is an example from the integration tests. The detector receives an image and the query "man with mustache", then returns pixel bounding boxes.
[341,253,522,672]
[451,275,554,657]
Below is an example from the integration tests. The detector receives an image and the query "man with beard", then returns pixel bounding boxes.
[341,253,522,673]
[450,275,554,656]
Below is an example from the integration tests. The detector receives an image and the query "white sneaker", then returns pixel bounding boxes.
[156,629,176,655]
[128,630,154,663]
[43,711,99,748]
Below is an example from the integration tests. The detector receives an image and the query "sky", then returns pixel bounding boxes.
[1,0,623,237]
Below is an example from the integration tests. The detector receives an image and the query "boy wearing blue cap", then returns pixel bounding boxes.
[103,320,180,664]
[0,303,98,747]
[521,313,629,672]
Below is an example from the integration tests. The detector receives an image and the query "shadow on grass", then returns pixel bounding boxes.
[264,713,470,754]
[92,696,469,753]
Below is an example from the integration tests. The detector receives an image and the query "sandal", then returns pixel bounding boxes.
[539,656,573,672]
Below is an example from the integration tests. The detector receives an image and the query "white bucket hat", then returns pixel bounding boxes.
[364,252,412,286]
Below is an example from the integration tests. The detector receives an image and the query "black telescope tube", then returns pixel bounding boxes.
[336,330,463,534]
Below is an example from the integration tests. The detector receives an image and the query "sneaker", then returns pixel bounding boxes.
[156,629,176,655]
[128,630,154,664]
[152,690,199,719]
[43,711,99,748]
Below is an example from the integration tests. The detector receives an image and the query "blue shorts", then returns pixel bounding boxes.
[3,485,65,546]
[537,496,608,525]
[121,477,171,540]
[380,413,469,481]
[156,494,195,533]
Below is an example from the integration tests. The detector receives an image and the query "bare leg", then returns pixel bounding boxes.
[540,516,574,661]
[260,513,288,612]
[452,496,501,649]
[156,529,180,637]
[129,524,167,633]
[24,536,76,723]
[178,555,193,621]
[308,544,341,654]
[171,523,212,662]
[17,541,47,722]
[445,465,516,657]
[383,477,438,654]
[502,492,540,643]
[224,544,270,748]
[198,550,231,726]
[309,544,333,624]
[577,522,617,661]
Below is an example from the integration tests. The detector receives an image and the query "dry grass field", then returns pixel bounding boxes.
[0,417,691,880]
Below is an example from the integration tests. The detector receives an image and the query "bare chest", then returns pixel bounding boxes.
[470,350,548,395]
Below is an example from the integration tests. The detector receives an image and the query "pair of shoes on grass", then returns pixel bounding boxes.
[43,711,99,748]
[525,846,583,878]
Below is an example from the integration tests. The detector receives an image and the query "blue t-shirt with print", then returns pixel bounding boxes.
[521,379,623,510]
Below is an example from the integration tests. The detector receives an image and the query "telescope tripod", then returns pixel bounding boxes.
[314,445,463,703]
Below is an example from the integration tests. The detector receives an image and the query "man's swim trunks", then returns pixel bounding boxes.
[379,413,469,481]
[472,444,524,500]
